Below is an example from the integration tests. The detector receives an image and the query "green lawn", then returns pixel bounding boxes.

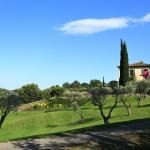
[0,97,150,142]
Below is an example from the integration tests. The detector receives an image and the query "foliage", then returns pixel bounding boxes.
[119,40,129,86]
[70,80,81,89]
[63,81,89,92]
[41,88,51,100]
[62,82,70,89]
[41,86,65,109]
[112,85,134,116]
[47,97,68,109]
[50,85,65,97]
[109,80,118,89]
[135,80,150,95]
[64,91,88,122]
[16,83,41,103]
[147,88,150,95]
[0,89,21,128]
[89,79,102,88]
[134,80,150,107]
[81,82,89,89]
[90,87,117,125]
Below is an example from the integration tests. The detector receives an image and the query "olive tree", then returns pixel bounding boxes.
[65,91,88,123]
[90,87,118,125]
[113,84,134,116]
[134,80,150,107]
[0,89,21,128]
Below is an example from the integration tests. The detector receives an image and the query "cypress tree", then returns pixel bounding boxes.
[119,40,129,86]
[119,39,124,85]
[102,76,105,87]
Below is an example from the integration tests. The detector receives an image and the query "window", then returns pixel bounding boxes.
[130,69,135,77]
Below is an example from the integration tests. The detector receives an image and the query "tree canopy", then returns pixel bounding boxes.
[16,83,41,103]
[0,89,21,128]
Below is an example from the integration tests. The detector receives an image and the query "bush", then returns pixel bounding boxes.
[135,80,150,95]
[109,80,118,89]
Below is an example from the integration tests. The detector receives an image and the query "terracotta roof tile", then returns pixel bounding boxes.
[117,61,150,68]
[129,61,150,67]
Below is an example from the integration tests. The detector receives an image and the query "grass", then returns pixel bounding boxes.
[0,97,150,142]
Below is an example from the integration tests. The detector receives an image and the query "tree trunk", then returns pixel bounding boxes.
[99,107,109,125]
[121,98,131,116]
[103,117,109,125]
[99,98,117,126]
[80,114,84,123]
[128,107,131,116]
[80,110,84,123]
[137,100,140,107]
[0,111,8,128]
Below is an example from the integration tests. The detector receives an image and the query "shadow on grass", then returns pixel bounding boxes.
[46,124,61,128]
[44,107,98,113]
[46,117,99,128]
[6,117,150,142]
[44,108,70,113]
[104,104,132,109]
[111,114,128,119]
[11,118,150,150]
[137,104,150,108]
[66,117,99,126]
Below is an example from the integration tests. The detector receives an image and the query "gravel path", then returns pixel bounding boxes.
[0,120,150,150]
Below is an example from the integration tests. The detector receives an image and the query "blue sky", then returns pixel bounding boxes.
[0,0,150,89]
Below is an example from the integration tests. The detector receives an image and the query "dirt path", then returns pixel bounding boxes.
[0,120,150,150]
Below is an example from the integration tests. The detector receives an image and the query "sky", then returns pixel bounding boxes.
[0,0,150,90]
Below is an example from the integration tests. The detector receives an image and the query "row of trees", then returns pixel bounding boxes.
[16,81,119,104]
[13,80,118,104]
[91,80,150,125]
[63,79,103,90]
[0,80,150,128]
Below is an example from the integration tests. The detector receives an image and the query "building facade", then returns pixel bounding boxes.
[118,61,150,81]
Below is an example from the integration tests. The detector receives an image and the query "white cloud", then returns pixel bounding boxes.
[57,13,150,35]
[132,13,150,23]
[58,18,130,35]
[142,13,150,22]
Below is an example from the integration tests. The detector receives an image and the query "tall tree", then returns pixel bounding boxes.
[102,76,105,87]
[90,79,102,88]
[70,80,81,89]
[119,40,129,86]
[63,82,70,89]
[16,83,41,103]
